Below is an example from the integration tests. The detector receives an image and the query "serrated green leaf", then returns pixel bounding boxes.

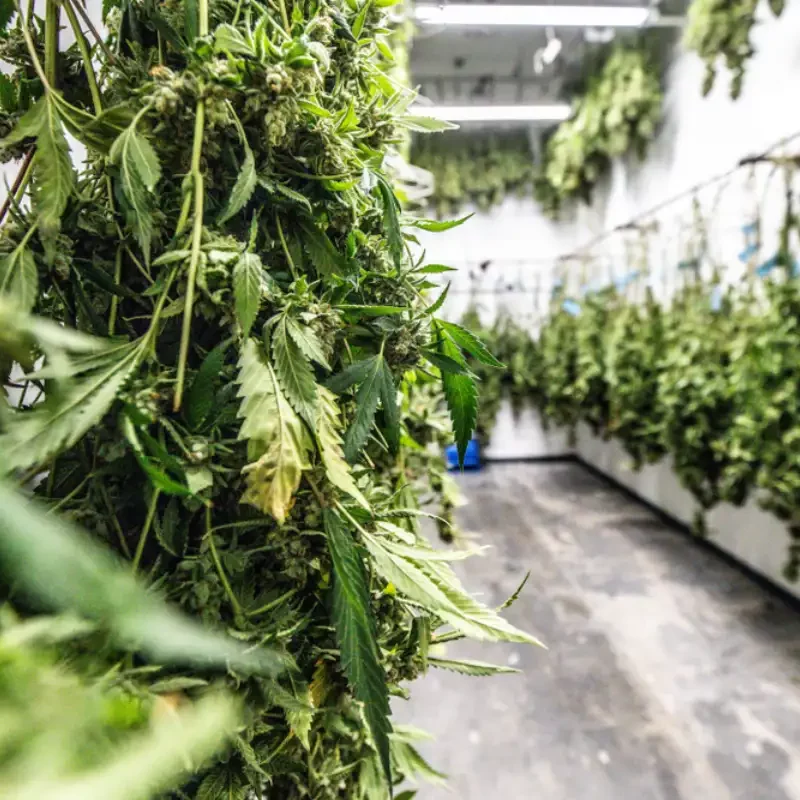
[425,284,449,316]
[109,118,161,259]
[237,339,313,523]
[218,140,257,224]
[185,340,230,430]
[415,264,457,274]
[439,336,477,465]
[325,509,392,787]
[362,531,540,645]
[286,316,331,370]
[213,23,255,55]
[378,359,400,453]
[428,657,519,676]
[272,315,318,425]
[396,115,458,133]
[439,320,504,367]
[0,0,14,35]
[299,219,349,276]
[285,685,314,750]
[0,236,37,311]
[375,174,403,269]
[1,97,75,241]
[0,73,16,113]
[149,676,209,693]
[421,348,469,375]
[344,355,384,461]
[0,340,143,474]
[232,253,262,337]
[327,356,378,394]
[337,304,407,316]
[0,481,289,674]
[411,214,473,233]
[317,386,370,508]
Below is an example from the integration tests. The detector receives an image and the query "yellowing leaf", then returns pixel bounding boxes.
[236,339,313,523]
[316,386,369,509]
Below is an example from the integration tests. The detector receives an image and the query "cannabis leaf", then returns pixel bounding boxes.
[439,336,477,466]
[428,657,519,676]
[362,531,540,645]
[0,340,143,473]
[410,214,473,233]
[1,96,75,240]
[185,340,230,430]
[232,253,262,337]
[0,481,288,674]
[339,355,381,460]
[375,174,403,269]
[325,509,392,787]
[109,117,162,259]
[272,314,318,424]
[316,386,369,508]
[218,138,257,224]
[438,320,504,368]
[299,219,349,276]
[378,359,400,453]
[286,317,331,370]
[236,339,313,523]
[0,233,37,311]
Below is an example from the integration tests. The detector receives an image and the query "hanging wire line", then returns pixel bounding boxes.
[560,128,800,261]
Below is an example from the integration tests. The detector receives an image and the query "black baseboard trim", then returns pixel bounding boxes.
[482,454,800,612]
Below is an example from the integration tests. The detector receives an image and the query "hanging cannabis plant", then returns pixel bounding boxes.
[684,0,785,99]
[537,47,662,210]
[0,0,536,796]
[412,130,535,217]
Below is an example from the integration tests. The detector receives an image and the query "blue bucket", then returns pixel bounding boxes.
[445,438,481,471]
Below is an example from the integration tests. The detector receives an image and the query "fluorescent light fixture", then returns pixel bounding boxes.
[414,4,650,28]
[414,104,572,122]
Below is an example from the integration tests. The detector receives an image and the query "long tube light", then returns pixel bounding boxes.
[414,4,651,28]
[415,104,572,122]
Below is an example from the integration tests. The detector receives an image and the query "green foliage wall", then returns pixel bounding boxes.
[412,130,535,217]
[0,0,536,796]
[464,270,800,578]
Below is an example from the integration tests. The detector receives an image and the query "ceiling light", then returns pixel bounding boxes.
[414,4,651,28]
[413,104,572,122]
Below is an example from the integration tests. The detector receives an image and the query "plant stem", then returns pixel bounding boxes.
[0,147,35,227]
[132,489,160,574]
[44,0,59,88]
[174,101,206,411]
[70,0,116,64]
[246,587,298,618]
[198,0,209,36]
[109,247,122,334]
[63,0,102,114]
[275,214,298,281]
[14,0,49,88]
[277,0,290,32]
[206,507,243,618]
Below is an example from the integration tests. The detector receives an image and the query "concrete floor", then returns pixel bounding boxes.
[398,462,800,800]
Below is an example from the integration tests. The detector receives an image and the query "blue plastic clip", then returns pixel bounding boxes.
[756,255,779,278]
[709,285,723,311]
[738,243,759,263]
[741,221,758,235]
[562,298,581,316]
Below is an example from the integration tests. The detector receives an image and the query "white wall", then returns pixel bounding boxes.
[425,2,800,327]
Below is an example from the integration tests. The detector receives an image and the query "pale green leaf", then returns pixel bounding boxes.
[362,531,540,645]
[0,237,37,311]
[285,684,314,750]
[411,214,473,233]
[396,115,458,133]
[0,481,289,674]
[375,174,403,269]
[286,317,331,370]
[0,340,143,473]
[272,315,318,425]
[428,656,519,676]
[236,339,313,523]
[233,253,262,337]
[213,22,255,55]
[317,386,370,509]
[325,509,392,786]
[218,140,257,224]
[109,119,162,259]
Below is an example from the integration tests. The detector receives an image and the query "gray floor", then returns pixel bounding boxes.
[398,462,800,800]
